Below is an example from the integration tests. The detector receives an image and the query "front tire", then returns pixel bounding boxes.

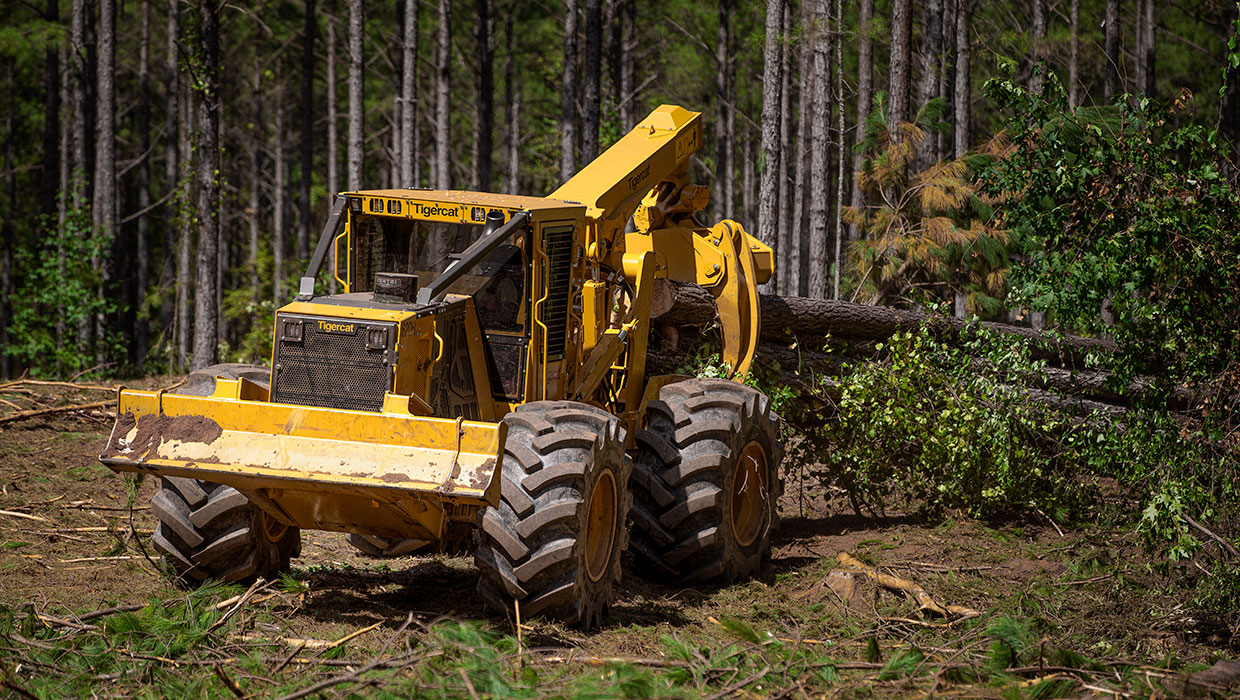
[150,363,301,584]
[628,378,783,584]
[474,401,632,628]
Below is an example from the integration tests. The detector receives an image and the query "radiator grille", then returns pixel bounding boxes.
[542,225,574,361]
[271,315,395,412]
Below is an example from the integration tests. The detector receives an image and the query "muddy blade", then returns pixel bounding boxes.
[99,387,504,542]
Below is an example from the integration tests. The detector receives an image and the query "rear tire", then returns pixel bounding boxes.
[150,363,301,584]
[628,378,783,584]
[474,401,631,628]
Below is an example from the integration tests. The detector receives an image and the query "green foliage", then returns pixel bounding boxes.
[812,324,1082,519]
[5,188,120,376]
[981,76,1240,399]
[846,98,1012,315]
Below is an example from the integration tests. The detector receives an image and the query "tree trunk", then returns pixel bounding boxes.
[713,0,731,224]
[618,0,635,130]
[788,2,812,296]
[915,0,942,133]
[807,0,829,301]
[848,0,872,242]
[1142,0,1155,96]
[504,4,519,192]
[742,128,754,234]
[560,0,579,179]
[434,0,450,188]
[1104,0,1119,101]
[581,0,602,163]
[298,0,316,262]
[758,0,783,257]
[249,67,262,306]
[347,0,364,190]
[1068,0,1079,109]
[70,0,87,194]
[888,0,912,132]
[175,72,194,373]
[476,0,494,191]
[774,0,792,293]
[40,0,61,221]
[1029,0,1047,94]
[326,13,339,196]
[953,0,970,157]
[93,0,116,365]
[274,80,287,306]
[191,0,221,371]
[401,0,418,187]
[135,0,151,370]
[832,0,844,299]
[656,281,1117,366]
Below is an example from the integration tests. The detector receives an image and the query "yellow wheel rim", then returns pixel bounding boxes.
[731,441,768,548]
[260,511,289,544]
[584,469,618,583]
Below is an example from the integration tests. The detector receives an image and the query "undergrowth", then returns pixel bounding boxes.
[0,585,1199,698]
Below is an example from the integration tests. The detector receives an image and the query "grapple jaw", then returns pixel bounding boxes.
[99,378,505,542]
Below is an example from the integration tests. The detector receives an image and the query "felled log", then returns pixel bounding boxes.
[654,282,1116,368]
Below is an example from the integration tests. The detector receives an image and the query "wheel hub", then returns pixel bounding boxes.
[584,469,618,582]
[731,441,768,548]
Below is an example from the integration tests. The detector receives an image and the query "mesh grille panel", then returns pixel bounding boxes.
[542,226,574,361]
[272,316,395,412]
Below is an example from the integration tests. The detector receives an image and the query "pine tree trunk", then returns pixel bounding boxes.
[175,75,194,373]
[742,128,754,233]
[953,0,970,157]
[249,68,262,306]
[774,0,792,293]
[135,0,151,370]
[788,3,812,296]
[347,0,364,190]
[581,0,602,163]
[477,0,494,191]
[1029,0,1047,94]
[298,0,316,262]
[848,0,872,242]
[758,0,783,258]
[1068,0,1079,109]
[93,0,116,365]
[1142,0,1155,96]
[807,0,830,301]
[714,0,731,224]
[560,0,578,180]
[1104,0,1119,101]
[274,80,287,306]
[327,14,339,196]
[434,0,450,188]
[915,0,941,118]
[619,0,635,130]
[888,0,912,132]
[832,0,844,299]
[401,0,418,187]
[191,0,221,371]
[504,4,519,192]
[40,0,60,221]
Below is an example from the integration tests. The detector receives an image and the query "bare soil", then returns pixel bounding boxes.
[0,380,1233,692]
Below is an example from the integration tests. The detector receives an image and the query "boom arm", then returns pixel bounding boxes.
[553,105,774,378]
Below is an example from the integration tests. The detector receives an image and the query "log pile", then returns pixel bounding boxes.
[649,283,1192,416]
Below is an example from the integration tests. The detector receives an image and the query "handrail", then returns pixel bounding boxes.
[416,211,531,305]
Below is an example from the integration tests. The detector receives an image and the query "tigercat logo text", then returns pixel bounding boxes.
[411,202,461,219]
[317,320,357,335]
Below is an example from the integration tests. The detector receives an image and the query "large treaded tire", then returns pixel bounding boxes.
[150,364,301,584]
[474,401,632,628]
[628,378,783,584]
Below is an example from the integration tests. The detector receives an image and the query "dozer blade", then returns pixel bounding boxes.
[99,381,504,542]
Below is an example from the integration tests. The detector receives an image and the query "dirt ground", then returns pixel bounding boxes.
[0,380,1235,694]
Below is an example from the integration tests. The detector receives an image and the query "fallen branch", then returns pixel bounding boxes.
[0,510,48,523]
[0,380,115,392]
[0,399,117,426]
[1184,514,1240,561]
[837,552,978,618]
